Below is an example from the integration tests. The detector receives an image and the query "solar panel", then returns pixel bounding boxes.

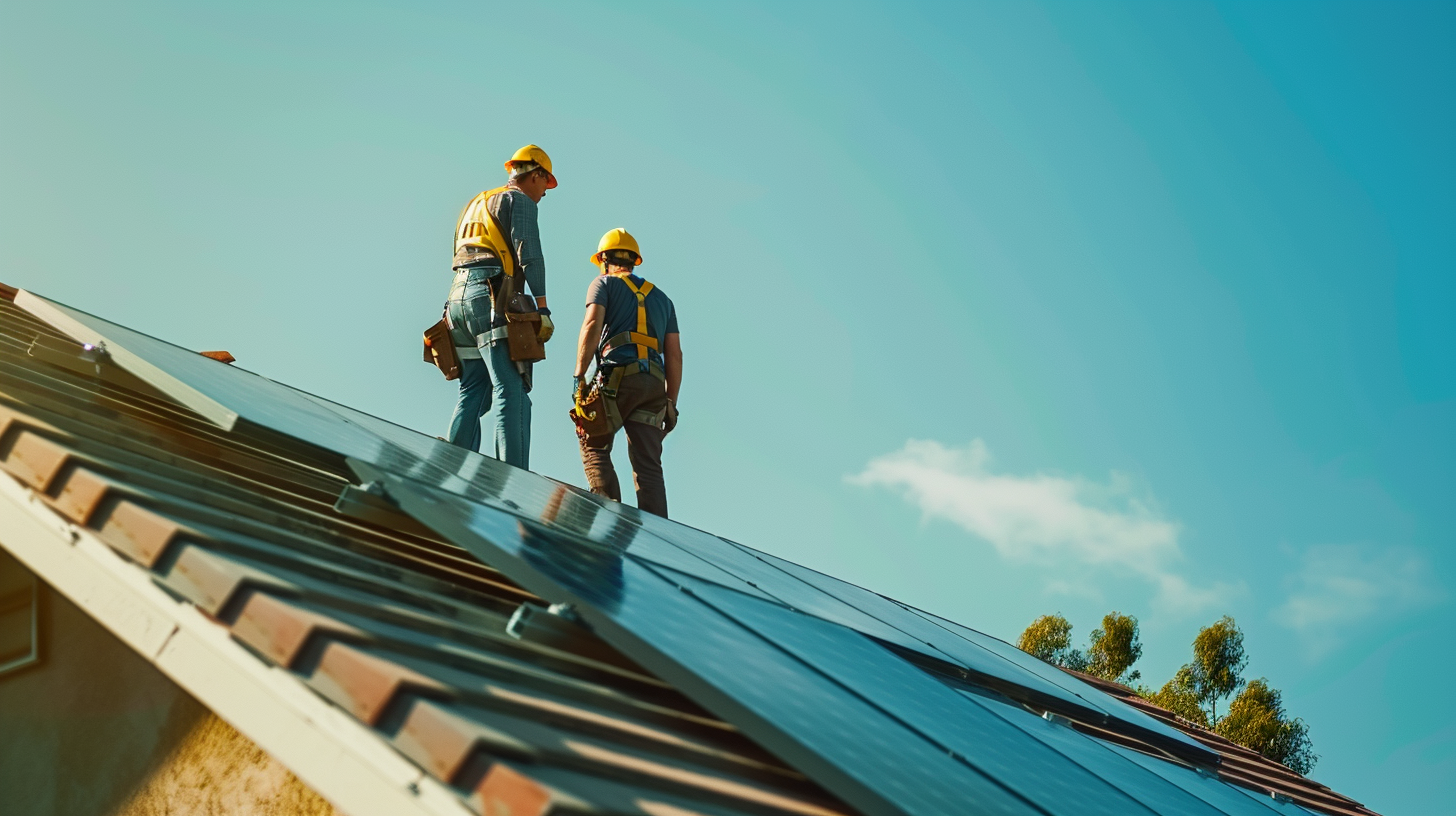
[740,544,1213,764]
[1107,744,1301,815]
[959,689,1231,816]
[674,574,1165,816]
[897,602,1214,761]
[8,288,1222,755]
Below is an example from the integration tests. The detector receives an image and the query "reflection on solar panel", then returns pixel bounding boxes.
[14,288,1334,816]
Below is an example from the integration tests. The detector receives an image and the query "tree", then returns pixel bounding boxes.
[1086,612,1143,684]
[1190,616,1247,722]
[1136,616,1318,773]
[1146,665,1209,728]
[1026,612,1317,773]
[1217,679,1317,774]
[1016,614,1087,671]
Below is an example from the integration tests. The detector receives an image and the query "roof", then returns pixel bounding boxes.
[0,284,1380,816]
[1061,671,1378,816]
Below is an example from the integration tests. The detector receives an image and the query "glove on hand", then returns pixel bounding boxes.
[663,398,679,435]
[537,313,555,343]
[572,374,589,401]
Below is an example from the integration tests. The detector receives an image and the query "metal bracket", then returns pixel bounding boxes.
[505,602,637,671]
[333,483,438,539]
[1042,711,1074,728]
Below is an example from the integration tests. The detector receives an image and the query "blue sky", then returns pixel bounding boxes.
[2,1,1452,812]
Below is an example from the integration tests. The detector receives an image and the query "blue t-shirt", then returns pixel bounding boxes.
[585,273,679,368]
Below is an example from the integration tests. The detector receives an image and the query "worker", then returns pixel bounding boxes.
[445,145,557,468]
[570,229,681,517]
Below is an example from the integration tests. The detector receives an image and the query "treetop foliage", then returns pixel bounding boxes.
[1190,615,1248,720]
[1016,612,1316,774]
[1087,612,1142,685]
[1217,679,1317,774]
[1146,665,1209,728]
[1016,614,1086,671]
[1015,612,1142,683]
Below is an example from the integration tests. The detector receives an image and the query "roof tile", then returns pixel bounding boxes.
[394,699,536,783]
[230,590,371,668]
[309,641,456,726]
[46,466,118,526]
[0,429,73,492]
[161,543,298,613]
[94,499,190,567]
[470,763,556,816]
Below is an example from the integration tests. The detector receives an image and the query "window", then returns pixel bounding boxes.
[0,549,39,675]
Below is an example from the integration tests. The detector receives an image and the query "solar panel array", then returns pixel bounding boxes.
[16,290,1317,816]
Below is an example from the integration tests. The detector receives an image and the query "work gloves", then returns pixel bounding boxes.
[663,398,679,435]
[572,374,588,400]
[537,313,555,343]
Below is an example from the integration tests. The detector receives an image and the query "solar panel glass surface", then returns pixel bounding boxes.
[1107,744,1296,815]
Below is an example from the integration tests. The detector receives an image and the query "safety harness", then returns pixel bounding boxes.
[449,187,544,370]
[450,185,513,363]
[601,277,660,364]
[453,185,516,278]
[572,274,669,438]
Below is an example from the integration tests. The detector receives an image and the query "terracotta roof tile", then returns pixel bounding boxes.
[0,427,73,492]
[308,641,457,726]
[229,590,371,668]
[159,543,298,614]
[470,763,556,816]
[393,699,536,783]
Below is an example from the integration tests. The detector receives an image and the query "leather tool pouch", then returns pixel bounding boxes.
[506,310,545,362]
[572,384,615,445]
[422,318,460,380]
[493,274,546,363]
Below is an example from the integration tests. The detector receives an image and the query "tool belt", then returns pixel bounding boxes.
[571,363,668,448]
[451,246,500,269]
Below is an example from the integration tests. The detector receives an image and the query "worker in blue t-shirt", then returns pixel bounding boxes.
[570,229,681,517]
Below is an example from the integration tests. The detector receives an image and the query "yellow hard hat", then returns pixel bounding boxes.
[505,144,557,189]
[592,228,643,266]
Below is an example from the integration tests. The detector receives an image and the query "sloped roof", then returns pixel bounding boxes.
[1061,671,1377,816]
[0,294,849,816]
[0,285,1379,816]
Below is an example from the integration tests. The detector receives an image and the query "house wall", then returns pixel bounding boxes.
[0,563,341,816]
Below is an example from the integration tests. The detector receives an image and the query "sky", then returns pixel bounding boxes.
[2,0,1453,812]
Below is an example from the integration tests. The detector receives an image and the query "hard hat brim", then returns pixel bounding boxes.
[591,252,643,266]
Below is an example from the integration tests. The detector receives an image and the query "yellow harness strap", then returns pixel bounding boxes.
[454,186,516,278]
[619,277,657,361]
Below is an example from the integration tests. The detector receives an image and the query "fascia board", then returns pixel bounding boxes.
[13,290,240,431]
[0,471,472,816]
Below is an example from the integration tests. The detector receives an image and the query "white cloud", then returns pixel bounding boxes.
[849,439,1235,613]
[1276,544,1444,654]
[1043,578,1105,603]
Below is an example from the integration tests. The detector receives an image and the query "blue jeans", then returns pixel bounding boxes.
[445,266,531,468]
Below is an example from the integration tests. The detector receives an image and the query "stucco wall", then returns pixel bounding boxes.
[0,572,341,816]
